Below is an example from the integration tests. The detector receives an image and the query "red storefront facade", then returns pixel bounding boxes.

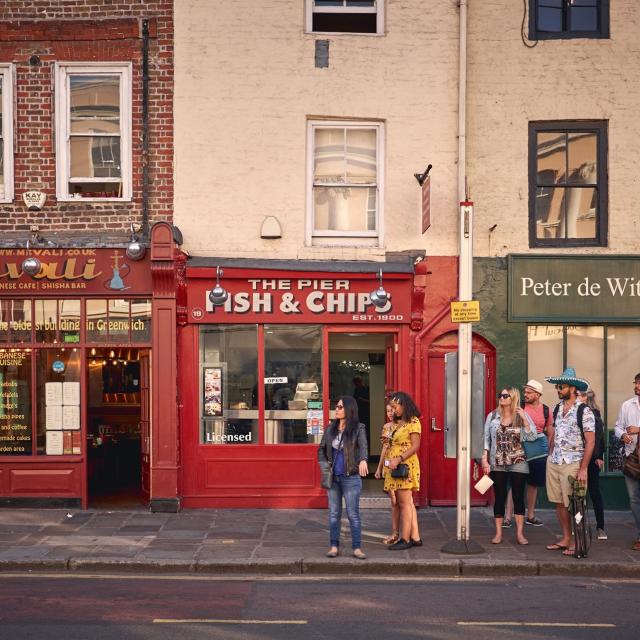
[176,256,495,509]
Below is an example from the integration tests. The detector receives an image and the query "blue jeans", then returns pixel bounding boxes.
[624,474,640,537]
[328,474,362,549]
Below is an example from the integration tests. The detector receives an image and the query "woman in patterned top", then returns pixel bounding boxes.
[375,402,400,544]
[482,386,537,545]
[385,391,423,551]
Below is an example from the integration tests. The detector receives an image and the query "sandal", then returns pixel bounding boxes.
[546,542,568,551]
[562,548,576,557]
[383,532,400,545]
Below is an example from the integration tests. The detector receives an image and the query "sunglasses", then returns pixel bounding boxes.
[497,393,511,399]
[555,384,569,390]
[335,404,344,409]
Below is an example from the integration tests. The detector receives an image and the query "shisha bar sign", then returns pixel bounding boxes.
[197,276,411,323]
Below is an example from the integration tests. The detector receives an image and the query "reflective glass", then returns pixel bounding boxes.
[86,299,108,343]
[345,129,376,182]
[130,300,152,343]
[70,136,121,179]
[59,299,81,344]
[535,186,565,239]
[527,326,563,399]
[108,299,130,342]
[314,186,376,232]
[314,128,345,182]
[537,132,566,183]
[34,299,58,343]
[264,325,322,444]
[0,348,32,456]
[569,5,598,31]
[0,300,32,343]
[567,132,597,185]
[537,6,563,32]
[69,75,120,134]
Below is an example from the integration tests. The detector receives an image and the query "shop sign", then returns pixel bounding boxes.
[0,249,151,294]
[509,255,640,322]
[51,360,65,373]
[188,273,412,324]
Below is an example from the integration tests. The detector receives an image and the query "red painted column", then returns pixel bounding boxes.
[149,222,180,512]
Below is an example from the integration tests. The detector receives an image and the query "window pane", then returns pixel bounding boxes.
[607,327,640,472]
[69,75,120,134]
[108,299,130,342]
[70,136,121,179]
[537,132,566,184]
[537,6,563,32]
[567,187,597,238]
[535,186,564,239]
[312,13,377,32]
[567,326,604,399]
[567,132,597,185]
[527,325,563,399]
[345,129,376,183]
[0,300,32,343]
[314,128,345,182]
[131,300,152,343]
[569,6,598,31]
[200,326,258,445]
[36,348,81,455]
[86,299,108,343]
[35,299,58,343]
[68,181,122,198]
[314,186,376,232]
[0,348,32,456]
[264,325,322,444]
[60,299,81,344]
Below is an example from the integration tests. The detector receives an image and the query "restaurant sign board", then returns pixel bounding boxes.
[509,255,640,322]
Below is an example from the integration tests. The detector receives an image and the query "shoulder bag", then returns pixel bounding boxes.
[623,437,640,481]
[388,422,410,478]
[320,431,343,489]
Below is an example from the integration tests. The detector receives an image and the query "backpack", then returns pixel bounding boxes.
[552,402,605,462]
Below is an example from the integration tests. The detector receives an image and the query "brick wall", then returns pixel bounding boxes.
[0,1,173,243]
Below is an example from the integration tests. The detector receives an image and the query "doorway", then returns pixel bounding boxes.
[86,348,148,508]
[328,332,395,461]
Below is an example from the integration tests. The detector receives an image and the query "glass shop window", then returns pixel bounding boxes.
[0,300,32,344]
[35,348,82,456]
[85,299,152,344]
[35,299,81,344]
[200,325,258,445]
[0,348,32,456]
[264,325,323,444]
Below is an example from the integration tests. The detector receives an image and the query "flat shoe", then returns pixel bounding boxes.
[546,543,568,551]
[325,549,338,558]
[353,549,367,560]
[502,519,512,528]
[388,539,412,551]
[517,539,529,546]
[410,539,423,547]
[491,538,502,545]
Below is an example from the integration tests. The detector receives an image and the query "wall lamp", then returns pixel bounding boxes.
[21,228,46,277]
[209,266,229,307]
[369,269,389,308]
[126,222,146,261]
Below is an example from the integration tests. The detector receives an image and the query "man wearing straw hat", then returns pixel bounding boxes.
[544,367,596,555]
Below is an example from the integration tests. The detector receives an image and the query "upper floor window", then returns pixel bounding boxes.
[306,0,385,35]
[529,0,609,39]
[0,64,14,203]
[529,121,607,248]
[307,120,384,245]
[55,63,132,201]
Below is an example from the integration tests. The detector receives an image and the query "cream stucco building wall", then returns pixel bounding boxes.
[174,1,461,260]
[467,1,639,257]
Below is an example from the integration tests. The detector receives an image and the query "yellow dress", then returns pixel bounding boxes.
[383,418,421,492]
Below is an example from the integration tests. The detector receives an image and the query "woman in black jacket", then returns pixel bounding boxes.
[318,395,369,559]
[577,389,607,540]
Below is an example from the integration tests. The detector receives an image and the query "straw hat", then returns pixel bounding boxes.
[544,367,589,393]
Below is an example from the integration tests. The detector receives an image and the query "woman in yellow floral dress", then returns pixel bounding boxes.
[375,403,400,544]
[385,391,422,550]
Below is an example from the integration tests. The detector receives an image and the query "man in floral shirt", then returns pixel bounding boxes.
[544,367,595,556]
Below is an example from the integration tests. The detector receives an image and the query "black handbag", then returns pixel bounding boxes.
[320,431,343,489]
[623,438,640,481]
[390,463,409,478]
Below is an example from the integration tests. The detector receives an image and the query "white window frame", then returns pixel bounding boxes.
[55,62,132,202]
[305,0,385,35]
[306,120,384,247]
[0,64,15,203]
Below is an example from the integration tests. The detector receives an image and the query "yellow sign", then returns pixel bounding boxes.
[450,300,480,323]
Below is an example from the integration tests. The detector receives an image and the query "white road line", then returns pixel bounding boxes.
[153,619,307,625]
[458,622,616,628]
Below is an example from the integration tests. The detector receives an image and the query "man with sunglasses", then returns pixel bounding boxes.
[544,367,595,556]
[614,373,640,551]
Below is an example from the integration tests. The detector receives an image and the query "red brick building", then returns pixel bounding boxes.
[0,1,179,511]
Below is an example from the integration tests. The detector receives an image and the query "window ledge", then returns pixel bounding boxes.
[58,197,132,203]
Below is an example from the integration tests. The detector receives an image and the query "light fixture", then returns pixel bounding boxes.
[208,266,229,307]
[126,222,146,261]
[21,230,43,277]
[369,269,389,308]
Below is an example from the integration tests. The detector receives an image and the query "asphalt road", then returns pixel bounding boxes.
[0,573,637,639]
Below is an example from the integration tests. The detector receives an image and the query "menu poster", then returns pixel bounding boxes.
[46,405,63,430]
[46,430,64,455]
[62,405,80,430]
[0,350,32,455]
[306,400,324,436]
[72,431,81,455]
[63,431,73,455]
[63,382,80,406]
[203,367,223,417]
[45,382,63,406]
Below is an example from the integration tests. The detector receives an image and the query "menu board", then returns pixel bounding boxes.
[45,379,81,454]
[46,430,63,455]
[203,367,223,417]
[0,350,32,455]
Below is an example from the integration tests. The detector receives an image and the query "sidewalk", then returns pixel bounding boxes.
[0,507,639,577]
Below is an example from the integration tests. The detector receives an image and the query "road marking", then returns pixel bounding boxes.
[153,618,307,625]
[458,622,615,628]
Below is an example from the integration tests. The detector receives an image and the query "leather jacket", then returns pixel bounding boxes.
[318,423,368,476]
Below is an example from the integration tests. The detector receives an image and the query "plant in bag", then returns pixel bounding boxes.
[568,475,591,559]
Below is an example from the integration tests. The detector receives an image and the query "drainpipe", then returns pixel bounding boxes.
[141,18,150,238]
